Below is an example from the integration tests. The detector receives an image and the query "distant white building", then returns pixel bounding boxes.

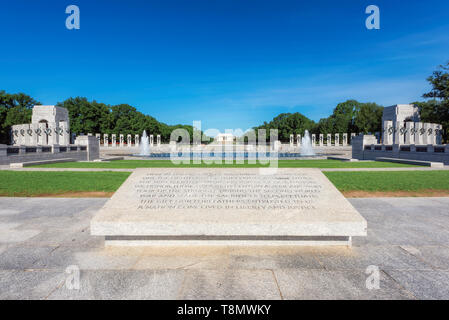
[214,133,235,144]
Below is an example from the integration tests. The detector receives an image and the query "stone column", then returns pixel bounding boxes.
[289,134,294,148]
[335,134,340,146]
[415,122,423,145]
[46,123,58,145]
[19,125,27,145]
[24,125,33,146]
[96,134,101,146]
[398,122,406,145]
[104,134,109,147]
[111,134,116,147]
[393,122,402,145]
[42,125,51,146]
[405,122,414,145]
[135,134,140,147]
[311,134,316,146]
[319,134,324,147]
[157,135,161,147]
[30,124,39,146]
[127,134,132,147]
[296,135,301,146]
[382,121,389,144]
[59,121,70,145]
[342,133,348,146]
[383,121,393,145]
[435,124,443,145]
[423,123,431,145]
[350,133,356,145]
[431,124,437,145]
[327,134,332,147]
[150,135,154,147]
[119,134,124,148]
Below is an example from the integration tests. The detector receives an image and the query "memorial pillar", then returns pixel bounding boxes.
[290,134,294,148]
[157,135,161,147]
[30,123,39,146]
[393,122,402,145]
[120,134,124,148]
[135,134,140,147]
[19,126,27,145]
[48,123,59,145]
[311,134,316,146]
[342,133,348,146]
[127,134,132,147]
[24,125,33,146]
[435,124,443,145]
[104,134,109,147]
[296,134,301,146]
[350,133,356,145]
[405,122,414,145]
[319,134,324,147]
[327,134,332,147]
[96,134,101,146]
[111,134,116,147]
[383,121,393,145]
[415,122,423,145]
[423,123,431,145]
[335,134,340,146]
[430,124,437,145]
[150,135,154,147]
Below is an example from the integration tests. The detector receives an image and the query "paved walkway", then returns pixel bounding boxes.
[1,197,449,299]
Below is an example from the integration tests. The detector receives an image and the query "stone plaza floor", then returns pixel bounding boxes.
[1,197,449,300]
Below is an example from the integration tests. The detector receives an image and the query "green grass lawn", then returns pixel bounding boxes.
[1,170,448,197]
[324,171,449,192]
[0,171,131,197]
[31,159,417,169]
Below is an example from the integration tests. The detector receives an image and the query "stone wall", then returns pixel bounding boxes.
[0,144,88,165]
[0,135,100,165]
[352,135,449,165]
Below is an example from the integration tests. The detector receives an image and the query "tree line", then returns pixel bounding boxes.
[0,95,194,144]
[254,100,384,142]
[254,62,449,143]
[1,61,448,145]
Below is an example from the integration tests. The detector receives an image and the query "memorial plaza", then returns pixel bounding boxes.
[1,197,449,299]
[1,103,449,300]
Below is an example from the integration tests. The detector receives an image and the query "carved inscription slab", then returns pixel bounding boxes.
[91,168,367,237]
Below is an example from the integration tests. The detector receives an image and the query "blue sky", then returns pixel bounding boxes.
[1,0,449,132]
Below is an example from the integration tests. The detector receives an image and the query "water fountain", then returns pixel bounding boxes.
[140,130,150,156]
[300,130,316,156]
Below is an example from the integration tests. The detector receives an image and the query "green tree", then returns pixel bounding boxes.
[254,112,315,142]
[354,102,383,134]
[57,97,109,134]
[421,62,449,143]
[0,91,39,144]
